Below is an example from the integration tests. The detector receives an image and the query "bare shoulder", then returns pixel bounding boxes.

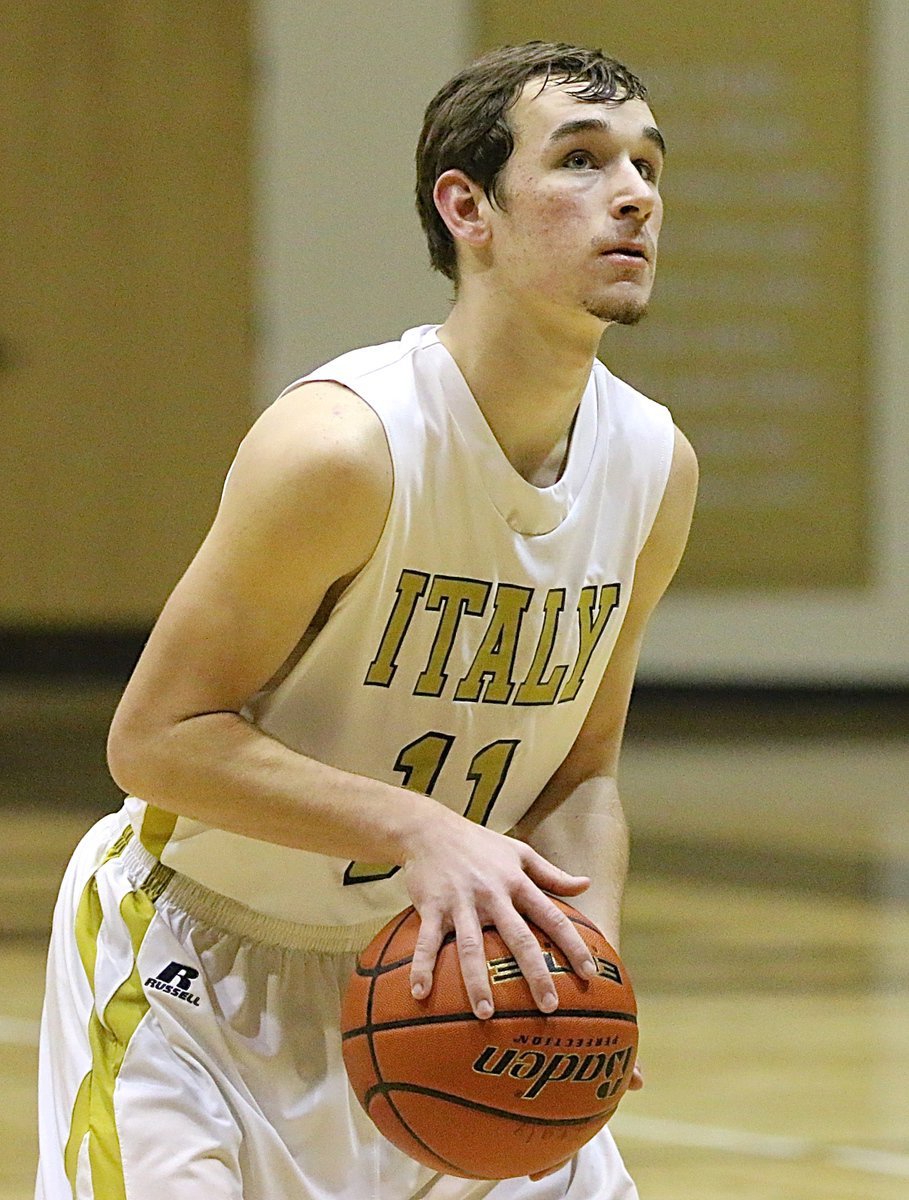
[220,380,393,577]
[665,423,699,500]
[231,380,391,505]
[108,381,393,734]
[657,424,698,541]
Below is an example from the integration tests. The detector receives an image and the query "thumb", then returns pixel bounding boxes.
[523,847,590,895]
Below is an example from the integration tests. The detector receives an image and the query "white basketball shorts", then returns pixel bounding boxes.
[36,810,638,1199]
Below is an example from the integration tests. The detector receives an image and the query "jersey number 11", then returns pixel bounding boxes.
[343,732,520,885]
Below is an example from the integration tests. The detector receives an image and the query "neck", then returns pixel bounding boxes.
[437,289,606,485]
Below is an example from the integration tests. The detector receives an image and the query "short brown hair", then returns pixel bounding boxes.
[415,41,649,282]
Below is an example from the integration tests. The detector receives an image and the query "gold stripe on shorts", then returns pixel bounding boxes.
[65,836,159,1198]
[138,802,178,860]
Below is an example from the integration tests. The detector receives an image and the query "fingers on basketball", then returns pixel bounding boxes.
[453,908,495,1018]
[409,910,444,999]
[485,903,560,1013]
[514,883,599,985]
[341,900,639,1180]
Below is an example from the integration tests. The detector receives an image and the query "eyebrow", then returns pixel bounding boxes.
[546,116,667,159]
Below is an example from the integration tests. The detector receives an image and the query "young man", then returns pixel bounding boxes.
[37,41,697,1200]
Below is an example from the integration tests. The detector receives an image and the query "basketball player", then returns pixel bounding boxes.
[37,41,697,1200]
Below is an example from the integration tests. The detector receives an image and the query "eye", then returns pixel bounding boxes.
[635,159,659,183]
[563,150,597,170]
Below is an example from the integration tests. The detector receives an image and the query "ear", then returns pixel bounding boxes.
[433,169,492,252]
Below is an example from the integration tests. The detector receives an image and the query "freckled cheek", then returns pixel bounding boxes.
[529,198,590,251]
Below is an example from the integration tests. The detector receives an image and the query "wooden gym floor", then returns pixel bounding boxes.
[1,681,906,1199]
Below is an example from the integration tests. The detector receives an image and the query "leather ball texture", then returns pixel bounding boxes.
[341,898,638,1180]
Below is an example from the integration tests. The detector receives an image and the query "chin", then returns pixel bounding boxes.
[586,298,650,326]
[583,280,652,326]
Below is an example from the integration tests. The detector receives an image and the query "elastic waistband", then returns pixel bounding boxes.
[118,830,391,954]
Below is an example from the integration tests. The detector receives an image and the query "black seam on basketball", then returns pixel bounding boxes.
[374,910,417,969]
[363,910,416,1131]
[355,926,616,981]
[361,911,476,1179]
[565,913,601,935]
[363,1081,617,1128]
[341,1007,637,1041]
[364,1085,480,1176]
[354,955,415,977]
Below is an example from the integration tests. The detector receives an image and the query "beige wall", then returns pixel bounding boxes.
[1,3,253,627]
[256,0,909,683]
[251,0,469,407]
[632,0,909,683]
[5,2,904,681]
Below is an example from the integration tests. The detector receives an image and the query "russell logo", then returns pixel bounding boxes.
[145,961,201,1007]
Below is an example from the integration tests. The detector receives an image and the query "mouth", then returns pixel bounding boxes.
[600,242,649,263]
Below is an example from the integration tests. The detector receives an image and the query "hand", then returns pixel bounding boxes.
[401,808,598,1019]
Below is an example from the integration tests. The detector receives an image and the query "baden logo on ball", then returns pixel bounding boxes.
[340,898,638,1180]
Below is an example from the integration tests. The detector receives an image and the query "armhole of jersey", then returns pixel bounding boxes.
[280,373,400,585]
[636,406,676,556]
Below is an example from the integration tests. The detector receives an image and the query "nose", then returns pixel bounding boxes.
[609,156,657,222]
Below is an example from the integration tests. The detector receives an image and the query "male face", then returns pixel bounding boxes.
[486,80,665,325]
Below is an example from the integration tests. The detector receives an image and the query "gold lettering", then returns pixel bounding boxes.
[454,584,533,704]
[514,588,568,706]
[363,569,429,687]
[558,584,621,703]
[414,576,490,697]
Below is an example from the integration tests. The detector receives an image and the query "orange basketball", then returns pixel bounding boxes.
[340,898,638,1180]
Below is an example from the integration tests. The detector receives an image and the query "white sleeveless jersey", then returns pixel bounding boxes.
[125,325,674,937]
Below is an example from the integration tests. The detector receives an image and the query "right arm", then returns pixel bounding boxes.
[108,382,594,1015]
[108,382,420,862]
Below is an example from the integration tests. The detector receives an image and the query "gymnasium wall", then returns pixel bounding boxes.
[1,3,253,628]
[3,2,906,686]
[255,0,909,685]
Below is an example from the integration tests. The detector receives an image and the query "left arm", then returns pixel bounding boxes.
[513,425,698,947]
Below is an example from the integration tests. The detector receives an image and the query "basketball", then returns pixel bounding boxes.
[340,898,638,1180]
